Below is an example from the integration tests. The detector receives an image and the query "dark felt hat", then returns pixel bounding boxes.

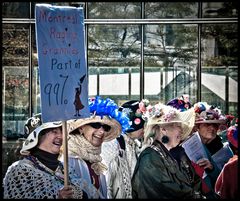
[119,100,148,133]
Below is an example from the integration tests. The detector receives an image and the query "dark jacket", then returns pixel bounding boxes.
[205,135,223,155]
[131,140,202,199]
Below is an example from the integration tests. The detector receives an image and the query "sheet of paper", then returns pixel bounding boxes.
[212,142,234,170]
[181,132,208,163]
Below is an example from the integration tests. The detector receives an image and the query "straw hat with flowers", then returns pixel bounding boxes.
[143,102,196,141]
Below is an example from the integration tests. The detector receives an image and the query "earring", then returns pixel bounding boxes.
[161,135,169,144]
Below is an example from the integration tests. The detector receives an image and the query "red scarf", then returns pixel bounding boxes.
[191,161,211,194]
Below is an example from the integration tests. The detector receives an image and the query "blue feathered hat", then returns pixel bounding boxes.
[68,96,131,141]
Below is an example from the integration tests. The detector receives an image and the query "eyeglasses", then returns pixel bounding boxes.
[87,122,111,132]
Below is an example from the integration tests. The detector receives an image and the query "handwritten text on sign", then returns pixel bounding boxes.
[35,4,90,122]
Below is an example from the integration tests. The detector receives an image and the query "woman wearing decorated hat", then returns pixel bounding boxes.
[3,113,90,199]
[131,102,203,199]
[194,102,230,155]
[192,102,233,198]
[103,99,149,199]
[167,95,208,197]
[64,96,130,199]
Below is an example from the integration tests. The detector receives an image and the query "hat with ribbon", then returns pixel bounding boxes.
[20,113,62,155]
[143,103,195,141]
[68,96,131,142]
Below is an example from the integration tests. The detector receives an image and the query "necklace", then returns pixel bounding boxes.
[26,155,65,184]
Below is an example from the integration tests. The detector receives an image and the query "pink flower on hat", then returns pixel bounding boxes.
[194,102,226,124]
[163,109,177,122]
[138,99,149,113]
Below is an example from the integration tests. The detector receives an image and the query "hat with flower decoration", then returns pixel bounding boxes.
[68,96,131,142]
[194,102,227,124]
[143,103,195,141]
[118,99,149,133]
[20,113,62,155]
[167,94,192,111]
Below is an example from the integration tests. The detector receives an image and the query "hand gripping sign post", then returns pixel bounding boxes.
[35,4,90,186]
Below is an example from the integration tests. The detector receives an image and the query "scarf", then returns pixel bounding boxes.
[31,147,60,171]
[68,134,107,175]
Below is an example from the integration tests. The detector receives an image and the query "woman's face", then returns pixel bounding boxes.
[79,122,111,147]
[158,124,182,149]
[38,127,63,154]
[165,125,183,148]
[129,128,144,140]
[198,123,219,144]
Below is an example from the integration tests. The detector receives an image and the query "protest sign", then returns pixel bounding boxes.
[35,4,90,122]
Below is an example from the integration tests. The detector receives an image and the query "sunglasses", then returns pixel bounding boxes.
[87,122,111,132]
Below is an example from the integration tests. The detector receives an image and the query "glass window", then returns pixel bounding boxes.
[2,24,30,140]
[202,2,238,18]
[88,67,141,103]
[2,2,30,18]
[201,24,238,115]
[87,2,141,19]
[32,27,41,115]
[144,24,198,103]
[145,2,198,18]
[88,24,141,101]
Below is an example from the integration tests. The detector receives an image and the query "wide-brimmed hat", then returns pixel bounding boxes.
[20,114,62,155]
[118,99,149,133]
[143,103,195,141]
[194,102,226,124]
[68,96,131,142]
